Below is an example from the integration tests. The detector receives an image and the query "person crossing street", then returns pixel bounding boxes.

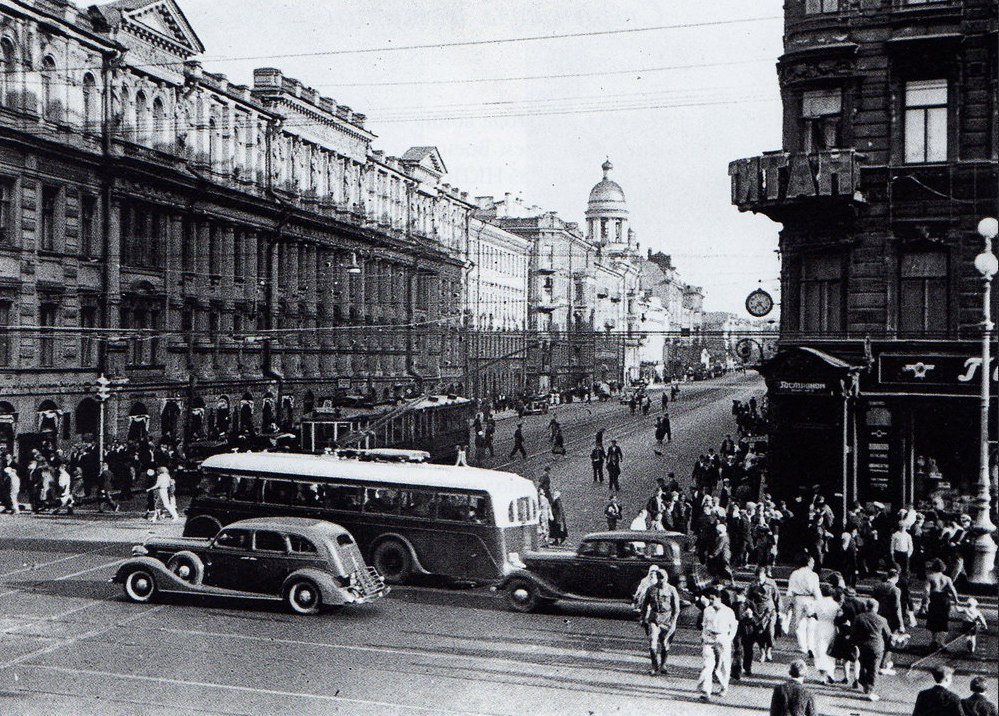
[639,568,681,676]
[606,439,623,492]
[509,423,527,459]
[591,443,605,484]
[698,587,737,701]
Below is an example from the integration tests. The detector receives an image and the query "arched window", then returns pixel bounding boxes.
[119,85,131,138]
[134,91,148,143]
[81,73,97,132]
[151,96,166,148]
[208,117,217,170]
[0,39,14,108]
[41,56,57,121]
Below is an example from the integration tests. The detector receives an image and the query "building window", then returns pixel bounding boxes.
[41,56,58,122]
[79,302,97,366]
[801,89,842,152]
[0,301,12,366]
[82,73,98,132]
[40,185,58,251]
[152,97,166,148]
[39,301,57,367]
[900,251,948,335]
[0,177,13,244]
[1,39,15,108]
[805,0,839,12]
[134,91,148,144]
[904,79,948,163]
[799,254,843,333]
[80,195,96,256]
[209,224,222,276]
[121,298,161,365]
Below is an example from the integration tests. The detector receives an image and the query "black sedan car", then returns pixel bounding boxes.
[498,530,688,612]
[113,517,388,614]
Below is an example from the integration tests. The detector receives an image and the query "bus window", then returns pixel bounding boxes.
[510,496,534,524]
[364,487,400,514]
[439,493,490,523]
[292,481,322,507]
[261,479,295,506]
[399,490,436,519]
[231,476,260,502]
[321,484,364,511]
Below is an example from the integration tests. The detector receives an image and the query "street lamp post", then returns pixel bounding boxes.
[969,216,999,586]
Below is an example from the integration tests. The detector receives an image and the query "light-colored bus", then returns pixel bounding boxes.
[184,452,539,584]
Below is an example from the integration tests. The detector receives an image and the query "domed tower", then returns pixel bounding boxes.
[586,158,629,249]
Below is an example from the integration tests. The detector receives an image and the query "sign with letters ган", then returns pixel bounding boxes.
[877,354,998,391]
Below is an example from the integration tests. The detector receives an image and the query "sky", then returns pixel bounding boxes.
[171,0,786,315]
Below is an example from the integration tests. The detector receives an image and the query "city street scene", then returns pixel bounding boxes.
[0,0,997,715]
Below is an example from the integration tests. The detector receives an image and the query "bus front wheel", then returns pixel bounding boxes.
[372,539,413,584]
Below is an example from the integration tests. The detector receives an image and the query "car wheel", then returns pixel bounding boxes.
[123,568,158,603]
[371,539,412,584]
[285,578,322,615]
[184,516,222,539]
[166,551,204,585]
[505,577,541,612]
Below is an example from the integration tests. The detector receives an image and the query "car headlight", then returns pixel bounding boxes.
[131,545,148,557]
[507,552,526,569]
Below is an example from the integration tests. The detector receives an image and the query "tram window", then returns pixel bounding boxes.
[231,476,259,502]
[322,484,364,511]
[399,490,436,518]
[261,479,295,505]
[364,487,400,514]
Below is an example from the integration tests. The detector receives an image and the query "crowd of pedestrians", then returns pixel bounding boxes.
[0,437,183,521]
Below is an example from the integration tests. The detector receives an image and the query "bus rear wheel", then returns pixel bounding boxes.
[372,539,412,584]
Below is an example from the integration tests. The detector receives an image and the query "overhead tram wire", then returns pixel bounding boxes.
[0,17,781,77]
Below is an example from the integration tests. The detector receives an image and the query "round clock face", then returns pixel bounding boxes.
[745,289,774,318]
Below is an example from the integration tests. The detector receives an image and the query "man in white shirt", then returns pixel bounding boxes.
[786,554,822,653]
[890,523,914,574]
[698,588,737,701]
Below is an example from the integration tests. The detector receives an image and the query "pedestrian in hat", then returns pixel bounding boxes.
[639,568,680,676]
[606,440,623,492]
[604,495,622,531]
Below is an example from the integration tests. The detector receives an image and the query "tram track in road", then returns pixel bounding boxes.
[488,374,763,472]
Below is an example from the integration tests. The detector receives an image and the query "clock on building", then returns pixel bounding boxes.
[745,288,774,318]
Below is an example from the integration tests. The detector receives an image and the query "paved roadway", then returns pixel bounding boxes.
[0,373,995,716]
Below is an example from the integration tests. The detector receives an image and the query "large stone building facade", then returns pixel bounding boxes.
[730,0,998,520]
[0,0,472,455]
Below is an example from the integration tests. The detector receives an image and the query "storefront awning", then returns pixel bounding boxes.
[798,347,865,372]
[762,347,867,396]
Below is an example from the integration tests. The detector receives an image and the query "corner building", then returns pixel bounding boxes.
[730,0,998,519]
[0,0,471,456]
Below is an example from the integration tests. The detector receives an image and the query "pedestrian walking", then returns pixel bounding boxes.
[148,466,179,521]
[956,597,987,655]
[662,410,672,443]
[630,508,650,531]
[509,423,527,459]
[642,395,651,415]
[95,460,119,513]
[961,676,998,716]
[769,659,817,716]
[590,443,605,484]
[654,417,666,445]
[730,588,758,681]
[548,490,568,545]
[923,557,961,650]
[639,568,681,676]
[747,566,781,663]
[606,439,623,492]
[806,585,840,683]
[912,665,963,716]
[661,391,669,411]
[3,455,20,514]
[707,522,733,584]
[698,587,737,701]
[604,495,622,531]
[787,554,823,654]
[537,491,551,545]
[850,598,892,702]
[551,425,566,456]
[51,464,74,515]
[484,418,496,457]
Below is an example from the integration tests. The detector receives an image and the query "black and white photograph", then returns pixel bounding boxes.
[0,0,996,713]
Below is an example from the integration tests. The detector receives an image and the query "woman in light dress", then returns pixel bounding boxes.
[807,584,841,683]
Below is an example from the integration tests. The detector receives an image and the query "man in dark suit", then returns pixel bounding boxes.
[912,665,963,716]
[851,598,892,702]
[770,659,816,716]
[962,676,998,716]
[872,568,904,674]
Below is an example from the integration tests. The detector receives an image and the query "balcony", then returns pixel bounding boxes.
[536,301,559,313]
[728,148,865,222]
[535,266,557,275]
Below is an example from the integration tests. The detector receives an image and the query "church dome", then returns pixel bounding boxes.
[587,158,628,214]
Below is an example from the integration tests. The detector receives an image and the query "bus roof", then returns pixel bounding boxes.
[200,451,537,503]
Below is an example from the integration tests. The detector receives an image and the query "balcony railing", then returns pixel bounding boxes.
[728,148,864,220]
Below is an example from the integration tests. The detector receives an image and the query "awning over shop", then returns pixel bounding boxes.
[761,346,866,396]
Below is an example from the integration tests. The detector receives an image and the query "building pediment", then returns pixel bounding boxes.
[92,0,205,57]
[401,146,447,178]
